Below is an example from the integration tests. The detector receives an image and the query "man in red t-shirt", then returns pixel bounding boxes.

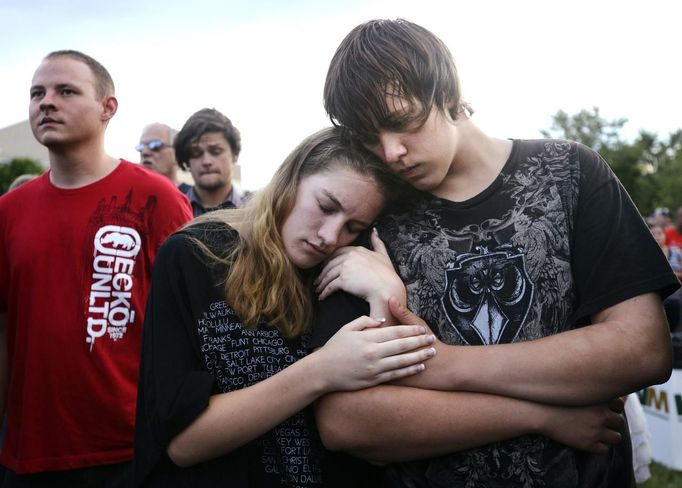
[0,50,192,486]
[665,207,682,251]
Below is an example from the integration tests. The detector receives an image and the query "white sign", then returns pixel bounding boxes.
[640,369,682,470]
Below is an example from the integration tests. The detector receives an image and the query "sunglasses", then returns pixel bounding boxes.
[135,140,171,152]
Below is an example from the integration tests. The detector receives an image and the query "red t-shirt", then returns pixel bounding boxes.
[665,225,682,250]
[0,161,192,473]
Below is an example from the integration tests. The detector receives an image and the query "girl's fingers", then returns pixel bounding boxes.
[370,227,390,256]
[371,346,438,383]
[361,324,429,342]
[372,334,436,357]
[372,363,426,384]
[340,315,385,332]
[379,347,437,371]
[315,262,341,291]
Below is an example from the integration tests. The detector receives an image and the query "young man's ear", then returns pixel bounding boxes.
[447,100,471,123]
[445,100,458,121]
[101,95,118,122]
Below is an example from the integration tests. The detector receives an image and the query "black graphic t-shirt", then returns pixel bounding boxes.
[310,139,679,488]
[134,221,376,487]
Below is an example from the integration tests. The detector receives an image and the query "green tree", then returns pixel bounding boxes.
[0,158,45,194]
[648,129,682,213]
[542,108,682,216]
[541,107,627,153]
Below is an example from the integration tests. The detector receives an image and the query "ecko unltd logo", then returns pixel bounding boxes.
[86,225,142,350]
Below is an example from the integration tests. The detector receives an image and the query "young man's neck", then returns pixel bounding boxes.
[195,184,233,209]
[48,143,119,189]
[433,119,512,202]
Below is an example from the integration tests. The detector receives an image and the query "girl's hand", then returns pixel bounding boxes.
[315,228,406,306]
[315,315,436,392]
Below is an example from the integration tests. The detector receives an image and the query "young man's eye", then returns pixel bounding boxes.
[30,90,43,99]
[385,113,422,133]
[385,119,414,133]
[357,132,379,146]
[209,147,224,156]
[61,88,75,95]
[189,149,203,159]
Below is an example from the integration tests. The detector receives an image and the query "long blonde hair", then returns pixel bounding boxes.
[193,127,411,339]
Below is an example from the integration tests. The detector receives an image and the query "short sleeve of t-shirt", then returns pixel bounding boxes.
[134,225,233,485]
[569,144,679,324]
[309,230,374,349]
[309,292,369,349]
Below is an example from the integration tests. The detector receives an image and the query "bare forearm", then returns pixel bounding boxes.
[398,293,672,405]
[169,319,435,466]
[168,354,324,466]
[315,385,546,463]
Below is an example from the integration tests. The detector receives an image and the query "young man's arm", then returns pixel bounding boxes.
[314,295,661,461]
[392,293,672,406]
[315,383,624,463]
[316,239,672,405]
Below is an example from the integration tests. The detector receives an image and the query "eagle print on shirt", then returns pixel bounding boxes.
[382,141,578,347]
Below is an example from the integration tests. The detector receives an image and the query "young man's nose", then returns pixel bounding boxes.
[380,134,407,164]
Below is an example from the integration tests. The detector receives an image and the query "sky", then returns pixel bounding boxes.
[1,0,681,190]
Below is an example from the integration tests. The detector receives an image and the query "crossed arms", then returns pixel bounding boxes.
[313,237,672,463]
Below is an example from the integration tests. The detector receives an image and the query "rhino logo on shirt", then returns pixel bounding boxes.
[94,226,141,258]
[100,232,136,250]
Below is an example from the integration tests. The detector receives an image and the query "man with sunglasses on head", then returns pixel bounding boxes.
[137,123,192,193]
[174,108,246,217]
[0,50,192,487]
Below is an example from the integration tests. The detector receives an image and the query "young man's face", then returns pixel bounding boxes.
[187,132,236,193]
[29,56,109,149]
[362,103,459,197]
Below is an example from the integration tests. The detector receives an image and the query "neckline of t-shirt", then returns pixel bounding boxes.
[43,159,126,195]
[430,138,520,210]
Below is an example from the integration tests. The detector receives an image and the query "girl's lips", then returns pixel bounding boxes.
[305,241,326,256]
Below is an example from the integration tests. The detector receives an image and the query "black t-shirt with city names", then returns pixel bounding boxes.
[134,222,379,487]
